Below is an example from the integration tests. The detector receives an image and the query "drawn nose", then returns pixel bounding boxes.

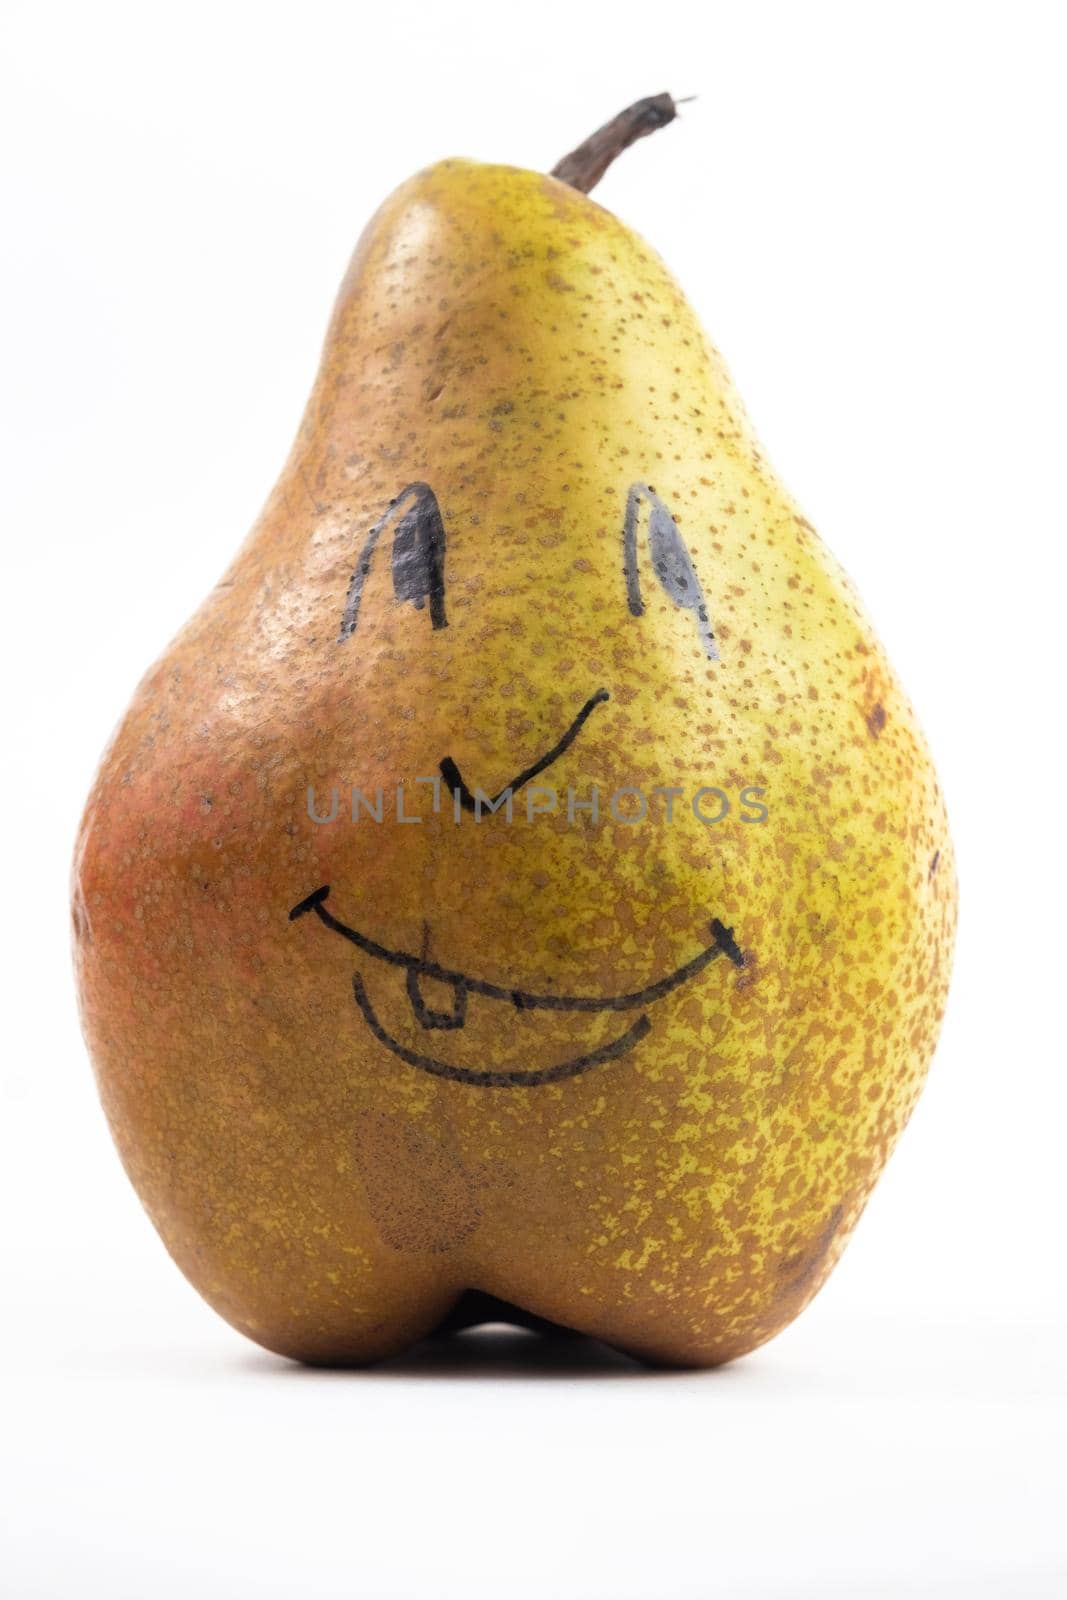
[438,687,610,815]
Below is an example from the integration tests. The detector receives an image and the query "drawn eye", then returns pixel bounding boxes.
[339,482,447,641]
[622,482,717,660]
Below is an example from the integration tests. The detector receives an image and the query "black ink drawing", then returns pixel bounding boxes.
[338,481,716,660]
[290,885,744,1088]
[339,482,447,641]
[623,483,718,659]
[439,688,610,815]
[315,475,730,1085]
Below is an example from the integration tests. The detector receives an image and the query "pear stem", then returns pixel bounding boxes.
[551,94,681,194]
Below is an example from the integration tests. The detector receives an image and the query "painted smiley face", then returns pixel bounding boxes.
[290,478,745,1088]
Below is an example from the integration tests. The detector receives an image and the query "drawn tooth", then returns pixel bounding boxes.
[406,967,468,1031]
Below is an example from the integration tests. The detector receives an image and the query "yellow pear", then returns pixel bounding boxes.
[73,98,956,1365]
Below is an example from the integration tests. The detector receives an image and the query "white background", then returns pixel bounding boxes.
[2,2,1065,1595]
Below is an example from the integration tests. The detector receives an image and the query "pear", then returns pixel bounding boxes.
[73,97,956,1366]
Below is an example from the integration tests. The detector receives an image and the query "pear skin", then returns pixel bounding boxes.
[73,133,956,1366]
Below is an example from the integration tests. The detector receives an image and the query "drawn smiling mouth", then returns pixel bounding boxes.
[290,885,745,1089]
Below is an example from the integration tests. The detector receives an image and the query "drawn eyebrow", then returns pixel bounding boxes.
[338,482,447,641]
[622,482,718,660]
